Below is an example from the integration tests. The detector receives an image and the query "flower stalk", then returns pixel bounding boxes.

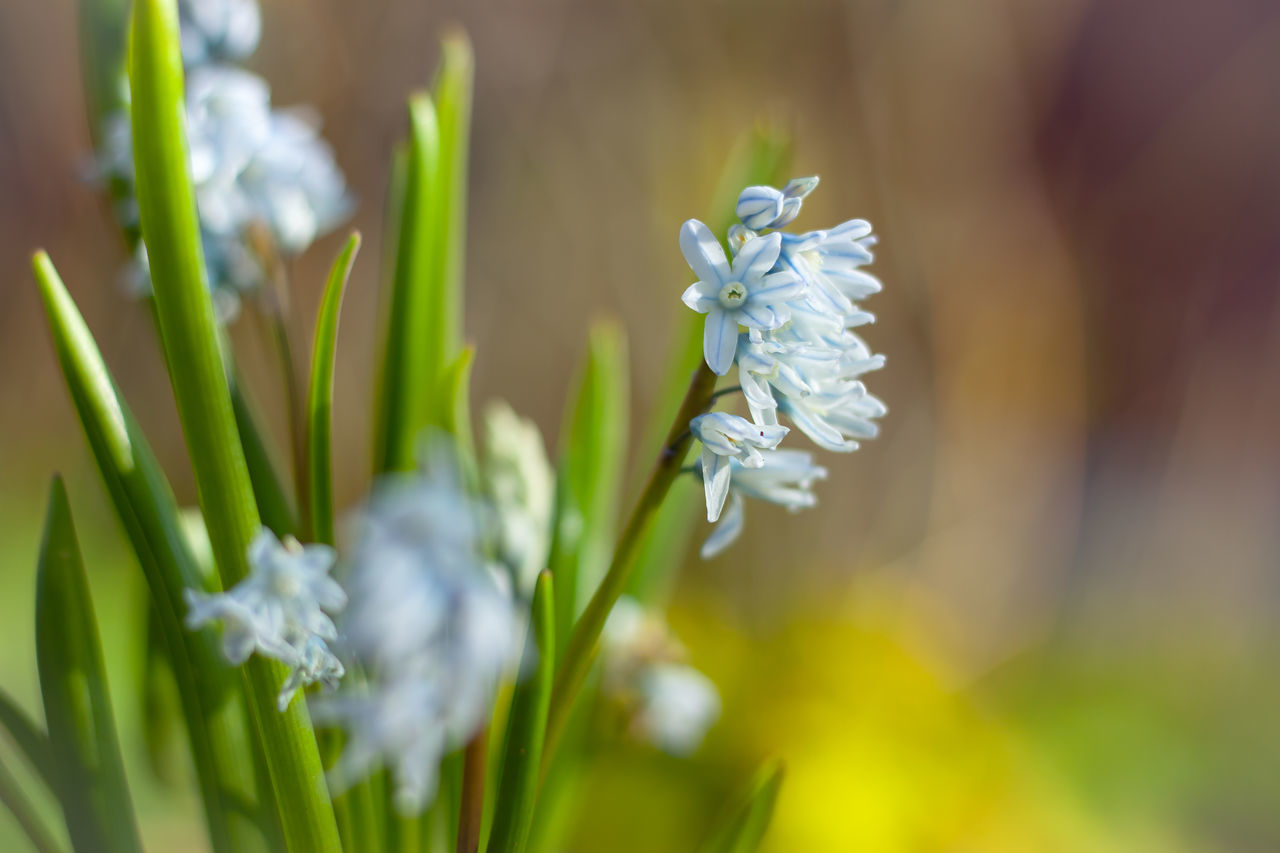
[544,359,719,764]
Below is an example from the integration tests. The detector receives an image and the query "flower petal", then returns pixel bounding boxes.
[700,491,745,559]
[681,280,717,313]
[749,270,804,305]
[680,219,730,286]
[702,308,739,375]
[732,232,782,282]
[701,447,733,522]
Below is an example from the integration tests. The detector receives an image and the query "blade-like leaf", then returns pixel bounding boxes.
[0,753,64,853]
[0,688,57,798]
[34,251,277,852]
[698,760,785,853]
[547,323,629,659]
[374,94,441,475]
[75,0,129,148]
[487,572,555,853]
[627,127,792,603]
[441,345,478,489]
[36,477,143,853]
[306,232,361,546]
[425,30,473,426]
[231,378,299,539]
[127,1,340,847]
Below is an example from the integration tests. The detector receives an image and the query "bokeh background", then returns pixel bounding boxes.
[4,0,1280,849]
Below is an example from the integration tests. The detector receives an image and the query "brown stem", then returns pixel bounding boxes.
[456,728,488,853]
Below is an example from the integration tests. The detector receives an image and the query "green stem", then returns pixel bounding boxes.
[543,361,717,766]
[0,754,63,853]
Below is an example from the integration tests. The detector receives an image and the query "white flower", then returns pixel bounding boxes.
[634,665,721,756]
[735,176,819,231]
[700,449,828,559]
[482,401,554,599]
[601,598,720,756]
[680,222,804,375]
[690,412,787,522]
[313,455,520,814]
[93,49,351,318]
[184,529,346,709]
[179,0,262,64]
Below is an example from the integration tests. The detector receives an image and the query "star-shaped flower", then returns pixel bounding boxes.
[679,221,804,375]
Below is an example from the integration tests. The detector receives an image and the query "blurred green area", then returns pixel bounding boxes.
[5,0,1280,850]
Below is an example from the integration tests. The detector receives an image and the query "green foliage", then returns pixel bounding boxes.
[127,1,340,848]
[36,477,143,853]
[307,233,362,546]
[33,250,274,852]
[488,572,556,853]
[548,323,629,661]
[697,760,784,853]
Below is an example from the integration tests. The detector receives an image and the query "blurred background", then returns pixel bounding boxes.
[4,0,1280,849]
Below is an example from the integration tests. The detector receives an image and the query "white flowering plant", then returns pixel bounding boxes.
[11,1,884,852]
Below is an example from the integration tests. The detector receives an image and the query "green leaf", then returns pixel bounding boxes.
[32,251,275,852]
[127,2,340,847]
[698,759,785,853]
[231,378,299,539]
[440,345,479,490]
[36,477,143,853]
[547,323,629,660]
[425,30,473,419]
[374,94,441,475]
[306,232,361,546]
[487,572,555,853]
[75,0,129,148]
[627,126,792,603]
[0,689,57,797]
[373,34,474,476]
[0,753,64,853]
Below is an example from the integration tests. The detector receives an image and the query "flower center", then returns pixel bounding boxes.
[272,571,302,599]
[717,281,748,308]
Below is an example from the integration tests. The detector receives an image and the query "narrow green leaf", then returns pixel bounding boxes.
[698,760,785,853]
[34,251,277,852]
[425,30,474,421]
[487,572,555,853]
[127,1,341,846]
[36,477,143,853]
[231,378,299,538]
[441,345,479,489]
[306,233,361,546]
[0,753,64,853]
[547,322,629,660]
[627,127,792,602]
[75,0,130,148]
[374,94,441,475]
[0,689,57,797]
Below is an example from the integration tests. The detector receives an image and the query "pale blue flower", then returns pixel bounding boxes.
[680,221,803,375]
[635,665,721,756]
[602,598,720,756]
[179,0,262,64]
[701,449,828,559]
[93,35,351,319]
[314,452,520,814]
[735,176,819,230]
[690,412,787,522]
[482,401,554,599]
[184,529,346,709]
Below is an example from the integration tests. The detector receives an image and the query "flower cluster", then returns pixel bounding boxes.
[310,450,521,814]
[681,177,886,556]
[482,401,555,601]
[94,0,351,319]
[184,529,347,710]
[601,598,721,756]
